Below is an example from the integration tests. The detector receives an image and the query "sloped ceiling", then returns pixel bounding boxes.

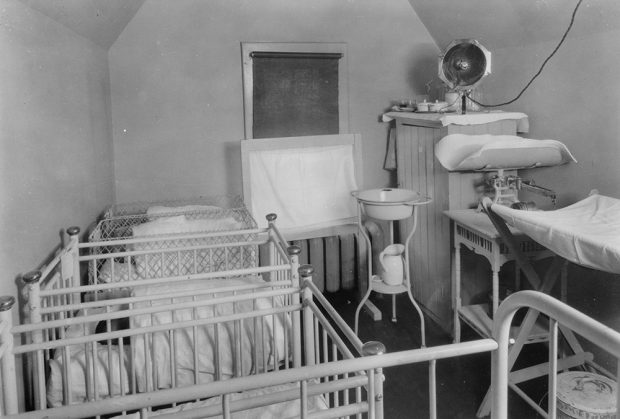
[18,0,146,49]
[17,0,620,57]
[408,0,620,51]
[409,0,620,50]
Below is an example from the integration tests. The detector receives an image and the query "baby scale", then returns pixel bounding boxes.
[437,39,561,207]
[352,188,431,347]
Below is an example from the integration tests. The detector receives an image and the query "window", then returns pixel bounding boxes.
[241,42,348,139]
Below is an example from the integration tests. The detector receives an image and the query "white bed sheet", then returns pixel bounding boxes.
[47,276,290,407]
[490,194,620,274]
[131,277,290,392]
[47,343,129,407]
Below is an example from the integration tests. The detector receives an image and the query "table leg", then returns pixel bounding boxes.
[453,243,462,343]
[492,266,500,316]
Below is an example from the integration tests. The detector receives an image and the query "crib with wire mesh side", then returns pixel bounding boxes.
[87,195,259,286]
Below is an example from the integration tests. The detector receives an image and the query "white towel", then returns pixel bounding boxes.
[248,145,358,230]
[435,134,577,171]
[440,111,530,133]
[382,110,529,133]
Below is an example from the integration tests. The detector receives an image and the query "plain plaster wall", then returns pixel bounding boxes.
[109,0,439,203]
[485,33,620,204]
[0,0,115,301]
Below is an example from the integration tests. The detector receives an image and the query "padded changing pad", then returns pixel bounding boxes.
[435,134,577,171]
[490,194,620,274]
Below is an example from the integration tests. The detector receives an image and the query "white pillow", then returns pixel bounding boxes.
[435,134,577,171]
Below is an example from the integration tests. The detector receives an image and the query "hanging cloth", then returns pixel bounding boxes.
[383,125,397,171]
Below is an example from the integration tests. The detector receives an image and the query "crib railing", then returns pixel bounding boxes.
[31,281,298,398]
[4,288,620,418]
[16,217,296,409]
[1,269,385,418]
[2,216,386,418]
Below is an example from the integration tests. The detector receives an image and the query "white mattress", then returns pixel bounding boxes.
[490,194,620,274]
[435,134,576,171]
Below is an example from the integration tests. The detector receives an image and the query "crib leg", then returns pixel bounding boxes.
[391,294,397,322]
[0,296,18,415]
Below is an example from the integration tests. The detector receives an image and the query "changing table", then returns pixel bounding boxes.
[445,209,561,343]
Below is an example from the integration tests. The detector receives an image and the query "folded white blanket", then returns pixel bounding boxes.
[435,134,577,171]
[439,111,529,133]
[132,215,243,237]
[146,205,223,220]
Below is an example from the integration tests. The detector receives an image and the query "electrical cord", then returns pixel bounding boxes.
[468,0,584,108]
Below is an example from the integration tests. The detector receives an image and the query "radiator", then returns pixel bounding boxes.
[261,221,386,294]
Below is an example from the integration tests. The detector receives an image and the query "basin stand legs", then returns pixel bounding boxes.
[354,206,426,348]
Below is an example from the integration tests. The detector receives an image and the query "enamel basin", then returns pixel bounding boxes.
[352,188,431,220]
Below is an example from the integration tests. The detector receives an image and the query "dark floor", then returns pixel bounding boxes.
[325,290,547,419]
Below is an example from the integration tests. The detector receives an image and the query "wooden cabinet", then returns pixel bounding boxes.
[387,112,518,332]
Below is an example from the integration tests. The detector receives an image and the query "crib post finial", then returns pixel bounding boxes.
[22,270,42,284]
[66,226,80,236]
[287,245,301,256]
[266,213,277,224]
[0,296,15,312]
[362,340,386,356]
[298,264,314,278]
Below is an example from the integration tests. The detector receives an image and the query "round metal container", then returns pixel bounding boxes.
[557,372,617,419]
[353,188,429,221]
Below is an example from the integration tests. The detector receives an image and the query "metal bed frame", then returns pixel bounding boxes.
[481,196,620,418]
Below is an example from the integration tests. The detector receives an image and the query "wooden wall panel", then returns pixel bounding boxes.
[395,117,518,331]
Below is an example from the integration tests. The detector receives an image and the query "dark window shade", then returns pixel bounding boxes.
[252,54,341,139]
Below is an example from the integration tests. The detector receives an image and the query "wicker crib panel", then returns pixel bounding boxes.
[87,196,259,284]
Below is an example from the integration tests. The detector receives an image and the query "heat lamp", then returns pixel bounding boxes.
[438,39,491,114]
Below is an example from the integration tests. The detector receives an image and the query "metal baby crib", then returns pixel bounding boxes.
[3,287,620,418]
